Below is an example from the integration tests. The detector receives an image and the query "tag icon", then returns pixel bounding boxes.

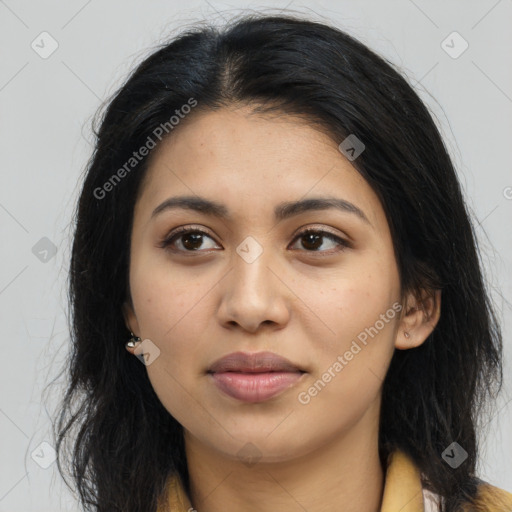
[32,237,57,263]
[338,134,365,161]
[31,441,57,469]
[441,441,468,468]
[237,442,262,467]
[134,339,161,366]
[31,31,59,59]
[441,32,468,59]
[236,236,263,264]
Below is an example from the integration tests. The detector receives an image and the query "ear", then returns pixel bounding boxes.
[395,289,441,350]
[122,300,141,354]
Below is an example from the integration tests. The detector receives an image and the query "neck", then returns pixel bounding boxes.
[184,409,385,512]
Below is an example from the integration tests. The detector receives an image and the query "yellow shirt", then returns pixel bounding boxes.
[157,450,512,512]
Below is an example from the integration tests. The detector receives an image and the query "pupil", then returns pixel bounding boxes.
[183,233,203,250]
[303,233,321,250]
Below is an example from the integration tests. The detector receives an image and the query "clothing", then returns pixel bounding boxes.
[157,450,512,511]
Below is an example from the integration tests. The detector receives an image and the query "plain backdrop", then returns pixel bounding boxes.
[1,1,511,510]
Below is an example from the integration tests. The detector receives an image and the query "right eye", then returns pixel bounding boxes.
[159,226,222,253]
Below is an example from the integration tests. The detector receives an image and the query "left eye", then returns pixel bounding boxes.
[289,229,349,253]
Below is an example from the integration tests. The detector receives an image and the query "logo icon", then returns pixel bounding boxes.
[31,32,59,59]
[31,441,57,469]
[236,236,263,264]
[237,442,262,467]
[134,339,161,366]
[441,32,469,59]
[441,442,468,468]
[32,237,57,263]
[338,134,365,161]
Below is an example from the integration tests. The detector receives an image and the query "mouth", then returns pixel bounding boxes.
[207,351,306,403]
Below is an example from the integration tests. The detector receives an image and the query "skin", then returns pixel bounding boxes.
[123,104,440,512]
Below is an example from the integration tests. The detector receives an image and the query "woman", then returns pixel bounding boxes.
[54,13,512,512]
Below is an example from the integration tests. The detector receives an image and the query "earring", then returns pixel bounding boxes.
[404,331,410,338]
[126,332,141,348]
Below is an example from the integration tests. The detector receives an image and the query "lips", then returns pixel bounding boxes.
[208,351,306,403]
[208,351,304,374]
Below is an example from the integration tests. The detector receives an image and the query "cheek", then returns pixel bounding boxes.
[129,254,218,414]
[294,250,400,383]
[299,253,399,340]
[130,251,211,340]
[294,288,398,431]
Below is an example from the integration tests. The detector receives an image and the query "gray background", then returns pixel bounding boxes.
[1,0,511,510]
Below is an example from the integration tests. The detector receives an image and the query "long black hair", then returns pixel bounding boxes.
[53,13,503,512]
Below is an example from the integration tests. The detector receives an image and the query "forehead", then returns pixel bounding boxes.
[135,106,385,229]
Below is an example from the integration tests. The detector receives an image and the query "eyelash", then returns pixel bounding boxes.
[159,225,351,255]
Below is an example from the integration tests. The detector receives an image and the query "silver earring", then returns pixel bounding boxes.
[404,331,410,338]
[126,332,141,348]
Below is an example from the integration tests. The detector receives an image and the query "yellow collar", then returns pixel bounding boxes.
[158,450,426,511]
[380,450,425,511]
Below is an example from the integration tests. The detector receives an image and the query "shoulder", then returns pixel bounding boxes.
[423,482,512,512]
[466,482,512,512]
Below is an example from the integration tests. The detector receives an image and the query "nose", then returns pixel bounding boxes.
[216,246,291,333]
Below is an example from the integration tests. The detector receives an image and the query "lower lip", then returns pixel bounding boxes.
[210,371,305,403]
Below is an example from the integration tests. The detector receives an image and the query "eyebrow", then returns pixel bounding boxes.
[151,195,371,225]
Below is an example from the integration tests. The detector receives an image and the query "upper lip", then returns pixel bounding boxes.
[208,351,305,373]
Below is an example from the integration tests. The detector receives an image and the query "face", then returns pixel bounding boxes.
[123,105,410,464]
